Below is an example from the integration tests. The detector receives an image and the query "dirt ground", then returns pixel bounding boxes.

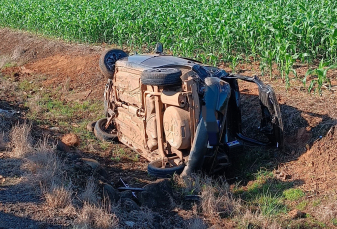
[1,28,337,228]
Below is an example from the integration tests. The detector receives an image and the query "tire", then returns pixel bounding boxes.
[99,49,128,79]
[141,68,182,86]
[147,159,185,178]
[94,118,118,141]
[86,121,96,132]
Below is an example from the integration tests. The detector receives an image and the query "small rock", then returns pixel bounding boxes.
[284,174,292,180]
[288,209,305,219]
[122,198,140,212]
[49,127,60,131]
[61,133,80,147]
[102,183,120,203]
[139,179,173,209]
[86,121,96,132]
[120,190,134,200]
[125,221,135,228]
[97,168,109,179]
[81,158,100,170]
[69,153,81,161]
[56,141,71,153]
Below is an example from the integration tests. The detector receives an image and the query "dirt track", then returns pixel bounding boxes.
[1,28,337,228]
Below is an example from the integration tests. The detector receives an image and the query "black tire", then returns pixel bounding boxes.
[147,159,185,178]
[141,68,182,86]
[94,118,118,141]
[86,121,96,132]
[99,49,128,79]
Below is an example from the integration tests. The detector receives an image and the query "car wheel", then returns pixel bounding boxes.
[86,121,96,132]
[94,118,118,141]
[147,159,185,178]
[99,49,128,79]
[141,68,182,86]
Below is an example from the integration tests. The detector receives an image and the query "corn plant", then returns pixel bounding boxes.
[0,0,336,87]
[303,59,337,94]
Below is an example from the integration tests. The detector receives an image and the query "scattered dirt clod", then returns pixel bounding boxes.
[61,133,80,147]
[288,209,306,219]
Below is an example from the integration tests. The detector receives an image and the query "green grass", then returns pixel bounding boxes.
[296,200,308,211]
[16,77,106,151]
[283,188,305,201]
[332,218,337,226]
[111,146,139,162]
[0,0,336,70]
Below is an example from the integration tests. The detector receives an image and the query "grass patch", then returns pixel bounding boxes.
[110,146,139,162]
[283,188,305,201]
[296,200,308,211]
[312,199,321,207]
[332,218,337,226]
[255,194,287,216]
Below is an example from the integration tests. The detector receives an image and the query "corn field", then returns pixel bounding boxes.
[0,0,336,66]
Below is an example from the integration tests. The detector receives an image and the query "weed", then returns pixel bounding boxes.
[18,80,35,92]
[80,176,98,204]
[24,137,64,186]
[74,202,119,229]
[176,174,241,218]
[332,218,337,226]
[296,200,308,211]
[312,199,321,207]
[255,193,287,216]
[283,188,305,201]
[1,0,336,85]
[303,60,337,94]
[9,122,33,157]
[44,181,73,209]
[186,217,207,229]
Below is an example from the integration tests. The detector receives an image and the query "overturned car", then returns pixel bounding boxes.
[94,44,283,177]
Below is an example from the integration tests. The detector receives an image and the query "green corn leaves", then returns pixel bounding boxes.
[0,0,336,86]
[304,59,337,94]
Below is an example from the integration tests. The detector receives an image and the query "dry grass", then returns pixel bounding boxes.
[185,217,207,229]
[0,55,11,68]
[24,137,64,186]
[44,181,73,209]
[316,201,337,224]
[0,132,7,150]
[80,176,98,205]
[63,77,71,92]
[238,210,282,229]
[74,202,119,229]
[27,94,42,115]
[176,173,241,218]
[200,178,239,218]
[10,122,33,157]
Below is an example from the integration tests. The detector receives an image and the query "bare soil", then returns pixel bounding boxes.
[1,28,337,228]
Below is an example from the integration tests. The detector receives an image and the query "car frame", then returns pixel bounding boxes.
[95,43,283,177]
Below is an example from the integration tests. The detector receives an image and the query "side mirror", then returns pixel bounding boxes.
[155,42,163,54]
